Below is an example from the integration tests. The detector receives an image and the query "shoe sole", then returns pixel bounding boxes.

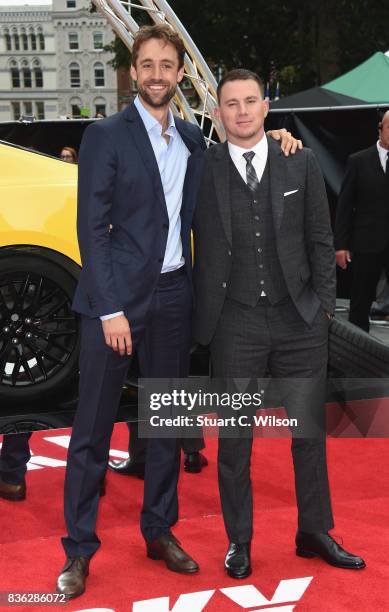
[0,492,26,501]
[147,551,199,573]
[184,466,202,473]
[226,567,252,579]
[296,548,366,569]
[56,587,85,600]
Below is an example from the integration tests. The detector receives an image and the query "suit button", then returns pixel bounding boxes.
[257,248,262,253]
[260,280,264,285]
[158,257,163,262]
[253,199,258,204]
[256,232,260,237]
[228,250,231,256]
[254,215,259,221]
[221,282,227,288]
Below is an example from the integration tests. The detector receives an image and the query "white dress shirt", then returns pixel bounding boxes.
[228,133,268,184]
[377,140,389,172]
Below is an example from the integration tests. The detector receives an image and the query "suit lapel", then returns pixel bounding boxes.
[213,142,232,245]
[267,137,286,232]
[123,103,167,212]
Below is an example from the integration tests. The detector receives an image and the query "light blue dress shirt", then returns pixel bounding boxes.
[101,96,190,321]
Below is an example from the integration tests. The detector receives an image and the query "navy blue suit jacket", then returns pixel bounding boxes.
[72,102,206,322]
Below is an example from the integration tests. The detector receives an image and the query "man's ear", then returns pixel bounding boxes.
[130,64,137,82]
[263,99,269,119]
[214,106,221,121]
[176,66,185,84]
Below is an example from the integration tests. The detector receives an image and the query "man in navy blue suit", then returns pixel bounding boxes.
[56,24,298,599]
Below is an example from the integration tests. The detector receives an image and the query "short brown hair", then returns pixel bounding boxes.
[132,24,185,69]
[217,69,264,101]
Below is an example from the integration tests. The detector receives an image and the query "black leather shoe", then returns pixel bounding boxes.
[147,533,199,574]
[56,557,89,599]
[184,452,208,473]
[225,542,252,579]
[108,457,145,479]
[296,531,366,569]
[0,476,26,501]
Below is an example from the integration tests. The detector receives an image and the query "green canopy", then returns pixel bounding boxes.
[323,52,389,104]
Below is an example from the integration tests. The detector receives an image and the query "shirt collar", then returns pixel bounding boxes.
[134,95,176,136]
[228,133,268,164]
[377,139,389,160]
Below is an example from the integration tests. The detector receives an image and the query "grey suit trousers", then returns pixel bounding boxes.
[211,296,334,543]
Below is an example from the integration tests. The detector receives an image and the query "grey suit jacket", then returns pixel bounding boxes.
[192,137,336,346]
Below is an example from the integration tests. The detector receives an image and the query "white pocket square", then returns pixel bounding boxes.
[284,189,299,197]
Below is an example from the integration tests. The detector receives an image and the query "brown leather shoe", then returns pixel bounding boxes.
[147,533,199,574]
[56,557,89,599]
[0,476,26,501]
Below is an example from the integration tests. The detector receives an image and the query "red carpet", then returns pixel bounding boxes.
[1,424,388,611]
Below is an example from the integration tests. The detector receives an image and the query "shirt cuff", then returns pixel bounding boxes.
[100,311,124,321]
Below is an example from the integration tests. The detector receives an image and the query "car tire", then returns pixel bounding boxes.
[0,255,80,405]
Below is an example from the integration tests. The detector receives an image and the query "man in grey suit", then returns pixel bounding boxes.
[192,69,365,578]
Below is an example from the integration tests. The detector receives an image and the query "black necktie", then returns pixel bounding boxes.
[243,151,260,192]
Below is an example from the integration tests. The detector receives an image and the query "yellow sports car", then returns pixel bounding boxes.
[0,140,81,404]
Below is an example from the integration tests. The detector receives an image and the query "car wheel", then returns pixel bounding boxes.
[0,255,80,404]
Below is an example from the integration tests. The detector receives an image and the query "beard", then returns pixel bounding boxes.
[138,80,177,108]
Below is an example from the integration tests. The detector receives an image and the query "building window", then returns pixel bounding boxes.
[5,30,12,51]
[94,62,105,87]
[35,101,45,119]
[69,63,80,87]
[22,67,32,88]
[10,63,20,88]
[34,66,43,88]
[68,32,79,50]
[11,101,21,120]
[71,104,81,117]
[93,32,103,50]
[95,103,106,116]
[67,0,76,7]
[13,33,20,51]
[23,101,33,116]
[38,32,45,50]
[30,33,37,51]
[21,32,28,51]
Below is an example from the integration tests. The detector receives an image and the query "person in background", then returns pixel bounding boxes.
[335,111,389,332]
[0,433,31,501]
[60,147,78,164]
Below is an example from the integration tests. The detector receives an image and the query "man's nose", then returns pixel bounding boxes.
[151,65,162,80]
[238,103,248,115]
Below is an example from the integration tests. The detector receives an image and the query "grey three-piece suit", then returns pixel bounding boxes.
[193,137,336,543]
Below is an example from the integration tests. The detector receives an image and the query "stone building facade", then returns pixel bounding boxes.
[0,0,117,121]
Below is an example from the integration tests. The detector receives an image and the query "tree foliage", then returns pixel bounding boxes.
[107,0,389,96]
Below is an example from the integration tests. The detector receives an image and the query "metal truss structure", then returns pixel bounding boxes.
[92,0,225,144]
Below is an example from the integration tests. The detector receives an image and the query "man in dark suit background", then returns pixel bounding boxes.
[0,432,31,501]
[192,69,365,579]
[335,110,389,331]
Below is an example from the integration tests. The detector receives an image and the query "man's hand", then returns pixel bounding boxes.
[102,314,132,356]
[336,249,352,269]
[267,128,303,156]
